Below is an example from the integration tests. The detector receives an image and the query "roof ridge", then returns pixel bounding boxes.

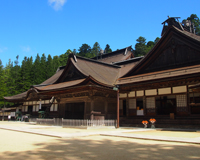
[113,56,143,65]
[75,55,121,68]
[91,45,132,59]
[171,25,200,42]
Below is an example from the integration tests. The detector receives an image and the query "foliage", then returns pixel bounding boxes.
[0,13,196,107]
[104,44,112,54]
[182,14,200,35]
[90,42,101,58]
[77,43,91,57]
[134,36,160,57]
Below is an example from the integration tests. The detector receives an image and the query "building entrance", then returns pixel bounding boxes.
[156,95,176,115]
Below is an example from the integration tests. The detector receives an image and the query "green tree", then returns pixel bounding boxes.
[72,49,77,54]
[40,53,47,81]
[7,56,21,95]
[0,60,6,107]
[146,41,155,53]
[46,54,54,79]
[52,55,61,72]
[78,44,91,57]
[182,14,200,35]
[154,37,160,44]
[33,54,42,85]
[59,49,71,66]
[18,57,33,92]
[104,44,112,54]
[90,42,101,58]
[135,36,147,57]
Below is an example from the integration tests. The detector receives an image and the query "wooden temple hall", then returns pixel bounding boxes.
[2,17,200,127]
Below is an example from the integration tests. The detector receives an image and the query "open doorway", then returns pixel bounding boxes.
[156,95,176,115]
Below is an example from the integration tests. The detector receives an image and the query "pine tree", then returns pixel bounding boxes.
[90,42,101,58]
[33,54,42,84]
[40,53,47,81]
[46,54,54,79]
[0,60,6,108]
[78,44,91,57]
[104,44,112,54]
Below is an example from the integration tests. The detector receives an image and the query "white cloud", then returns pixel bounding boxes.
[48,0,67,11]
[0,47,8,53]
[21,46,31,52]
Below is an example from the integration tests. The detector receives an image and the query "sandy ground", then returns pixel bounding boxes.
[126,130,200,138]
[0,128,200,160]
[0,121,129,133]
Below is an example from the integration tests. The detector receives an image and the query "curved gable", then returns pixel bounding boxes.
[55,57,87,83]
[122,26,200,78]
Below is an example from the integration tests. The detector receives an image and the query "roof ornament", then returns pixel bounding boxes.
[182,20,196,34]
[73,54,77,62]
[100,49,104,59]
[161,16,183,36]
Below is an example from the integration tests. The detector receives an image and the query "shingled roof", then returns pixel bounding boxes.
[71,56,120,86]
[5,20,200,102]
[4,91,28,102]
[121,25,200,79]
[91,46,134,64]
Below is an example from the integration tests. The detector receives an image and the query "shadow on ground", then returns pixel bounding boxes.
[0,135,200,160]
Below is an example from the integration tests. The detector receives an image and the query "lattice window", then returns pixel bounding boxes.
[146,97,155,109]
[129,99,136,109]
[176,94,187,107]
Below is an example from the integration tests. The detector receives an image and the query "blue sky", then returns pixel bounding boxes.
[0,0,199,67]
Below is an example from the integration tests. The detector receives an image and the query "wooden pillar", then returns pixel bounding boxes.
[117,90,119,128]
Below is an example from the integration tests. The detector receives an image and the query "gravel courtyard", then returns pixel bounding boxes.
[0,126,200,160]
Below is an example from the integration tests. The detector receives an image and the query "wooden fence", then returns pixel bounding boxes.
[31,118,116,128]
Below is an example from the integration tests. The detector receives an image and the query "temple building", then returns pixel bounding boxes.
[2,17,200,128]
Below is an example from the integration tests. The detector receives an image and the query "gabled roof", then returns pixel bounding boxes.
[35,75,115,93]
[121,25,200,78]
[114,56,143,78]
[4,52,124,101]
[92,46,134,64]
[57,54,121,86]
